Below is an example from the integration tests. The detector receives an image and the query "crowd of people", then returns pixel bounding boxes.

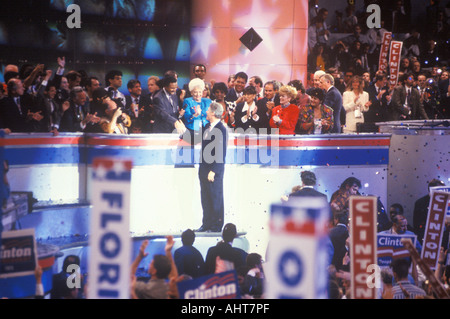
[1,57,448,139]
[1,1,449,138]
[0,4,449,137]
[307,0,449,126]
[1,0,449,300]
[25,173,449,300]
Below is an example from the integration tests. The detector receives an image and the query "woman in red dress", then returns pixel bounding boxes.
[269,85,300,135]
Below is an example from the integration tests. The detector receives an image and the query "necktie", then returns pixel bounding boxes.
[77,105,84,121]
[15,97,22,115]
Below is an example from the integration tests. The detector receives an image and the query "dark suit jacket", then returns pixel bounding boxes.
[39,97,62,132]
[59,100,89,132]
[153,89,181,133]
[256,95,280,132]
[391,85,428,121]
[225,88,241,103]
[365,84,390,123]
[323,86,343,133]
[289,187,328,200]
[256,95,280,110]
[0,96,33,132]
[199,121,228,178]
[329,225,349,271]
[233,102,270,133]
[125,94,152,118]
[204,241,247,275]
[174,245,205,278]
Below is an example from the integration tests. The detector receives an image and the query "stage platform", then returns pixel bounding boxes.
[1,121,449,298]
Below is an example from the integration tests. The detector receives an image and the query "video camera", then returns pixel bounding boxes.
[106,87,127,123]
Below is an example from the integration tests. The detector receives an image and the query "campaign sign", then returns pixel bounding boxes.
[378,32,392,73]
[430,186,450,219]
[88,158,132,299]
[265,197,329,299]
[349,196,377,299]
[0,228,37,278]
[377,233,417,267]
[388,40,403,87]
[177,270,240,299]
[421,190,449,270]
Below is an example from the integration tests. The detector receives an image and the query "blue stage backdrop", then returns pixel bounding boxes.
[0,0,192,91]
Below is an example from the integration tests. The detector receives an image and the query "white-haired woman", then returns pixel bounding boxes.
[183,78,211,144]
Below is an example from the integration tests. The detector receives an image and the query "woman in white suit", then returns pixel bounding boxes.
[343,75,372,133]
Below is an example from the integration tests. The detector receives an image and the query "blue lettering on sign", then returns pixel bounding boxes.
[98,264,120,284]
[101,213,122,228]
[100,232,121,258]
[278,251,303,287]
[106,171,131,181]
[102,193,123,208]
[98,289,119,298]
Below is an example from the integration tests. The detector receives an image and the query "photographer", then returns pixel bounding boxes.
[98,90,131,134]
[419,75,442,119]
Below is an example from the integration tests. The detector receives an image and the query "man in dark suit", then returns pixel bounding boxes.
[256,81,280,133]
[152,76,186,134]
[390,73,429,121]
[329,212,349,271]
[204,223,247,274]
[59,86,100,132]
[289,171,328,200]
[365,73,390,125]
[124,79,152,133]
[0,78,40,132]
[196,102,228,233]
[320,73,343,133]
[225,71,248,103]
[174,229,205,279]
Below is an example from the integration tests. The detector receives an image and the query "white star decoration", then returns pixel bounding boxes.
[104,237,119,255]
[283,257,300,280]
[232,0,279,29]
[191,20,218,59]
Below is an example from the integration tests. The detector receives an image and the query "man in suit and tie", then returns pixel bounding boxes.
[320,73,343,133]
[249,76,264,100]
[289,171,328,200]
[365,73,390,124]
[225,71,247,103]
[152,76,186,134]
[104,70,126,107]
[0,78,42,132]
[329,212,349,271]
[125,79,152,132]
[390,73,429,121]
[183,64,211,99]
[196,102,228,233]
[256,81,280,133]
[59,86,100,132]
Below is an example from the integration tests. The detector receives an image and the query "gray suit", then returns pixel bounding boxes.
[390,85,429,121]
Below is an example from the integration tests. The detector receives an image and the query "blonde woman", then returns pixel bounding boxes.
[269,85,300,135]
[343,75,371,133]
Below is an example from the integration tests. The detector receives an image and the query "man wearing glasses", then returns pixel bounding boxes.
[390,73,429,121]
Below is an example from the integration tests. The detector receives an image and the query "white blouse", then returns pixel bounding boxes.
[343,90,370,133]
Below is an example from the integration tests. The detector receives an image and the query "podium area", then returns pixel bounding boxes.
[1,121,448,298]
